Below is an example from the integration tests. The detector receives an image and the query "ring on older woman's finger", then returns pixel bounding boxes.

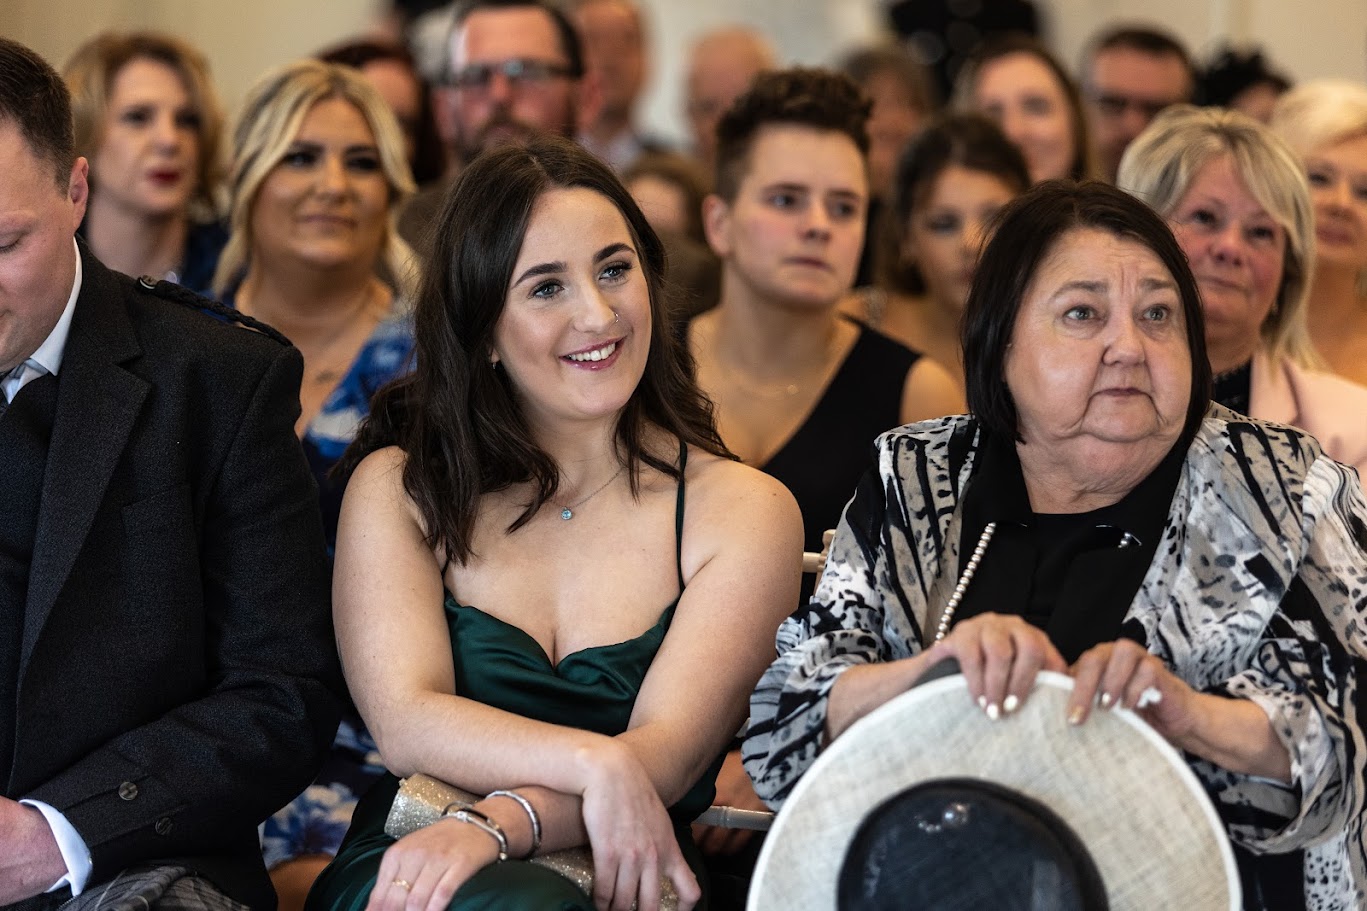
[392,878,413,892]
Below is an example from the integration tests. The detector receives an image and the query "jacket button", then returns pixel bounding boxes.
[118,781,138,801]
[154,817,173,836]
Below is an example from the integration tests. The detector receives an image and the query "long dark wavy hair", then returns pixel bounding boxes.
[340,135,733,565]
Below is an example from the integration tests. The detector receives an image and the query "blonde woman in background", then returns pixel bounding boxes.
[64,31,227,293]
[1119,104,1367,478]
[1272,80,1367,387]
[216,59,418,911]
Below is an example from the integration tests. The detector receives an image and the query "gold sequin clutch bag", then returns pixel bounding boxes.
[384,773,679,910]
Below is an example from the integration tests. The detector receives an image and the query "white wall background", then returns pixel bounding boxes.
[3,0,1364,149]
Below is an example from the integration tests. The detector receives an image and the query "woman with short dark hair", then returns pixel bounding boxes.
[746,180,1367,911]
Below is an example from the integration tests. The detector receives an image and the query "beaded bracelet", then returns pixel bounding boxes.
[441,804,509,862]
[487,789,542,858]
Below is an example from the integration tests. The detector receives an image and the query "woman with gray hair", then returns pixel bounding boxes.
[1271,80,1367,387]
[1117,103,1367,478]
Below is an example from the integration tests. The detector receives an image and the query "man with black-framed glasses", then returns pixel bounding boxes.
[1080,25,1195,183]
[400,0,586,248]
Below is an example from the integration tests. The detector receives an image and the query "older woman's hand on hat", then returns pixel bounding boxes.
[931,613,1068,720]
[1068,639,1291,783]
[826,613,1066,742]
[1066,638,1198,734]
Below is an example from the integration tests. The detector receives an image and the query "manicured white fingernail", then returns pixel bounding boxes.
[1137,687,1163,709]
[977,695,987,710]
[1003,694,1020,714]
[1067,705,1085,726]
[986,702,1000,721]
[1099,692,1113,709]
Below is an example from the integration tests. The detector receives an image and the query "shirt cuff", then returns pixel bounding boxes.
[19,799,93,896]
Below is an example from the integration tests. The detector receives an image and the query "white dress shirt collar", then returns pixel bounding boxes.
[2,238,81,402]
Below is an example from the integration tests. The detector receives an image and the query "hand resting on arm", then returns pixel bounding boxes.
[334,447,802,911]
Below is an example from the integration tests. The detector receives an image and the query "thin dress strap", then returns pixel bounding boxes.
[675,441,688,590]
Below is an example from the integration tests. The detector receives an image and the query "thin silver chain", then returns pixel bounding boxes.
[557,464,625,520]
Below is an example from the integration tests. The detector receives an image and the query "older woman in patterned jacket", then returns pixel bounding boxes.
[744,180,1367,911]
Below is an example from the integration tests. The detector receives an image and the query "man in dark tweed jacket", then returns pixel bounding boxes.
[0,38,339,911]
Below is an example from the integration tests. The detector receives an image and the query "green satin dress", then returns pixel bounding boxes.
[306,450,716,911]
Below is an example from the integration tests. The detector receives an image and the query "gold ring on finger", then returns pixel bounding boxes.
[392,878,412,892]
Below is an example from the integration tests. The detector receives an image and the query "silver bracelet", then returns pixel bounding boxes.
[441,804,509,862]
[487,789,542,858]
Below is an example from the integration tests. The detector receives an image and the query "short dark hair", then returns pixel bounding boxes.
[341,135,732,565]
[712,68,872,202]
[883,112,1030,294]
[1087,26,1195,93]
[962,180,1211,443]
[1196,46,1292,108]
[0,37,76,186]
[449,0,585,80]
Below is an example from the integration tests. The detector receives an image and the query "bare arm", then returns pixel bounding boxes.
[825,654,944,742]
[334,448,621,835]
[336,448,802,909]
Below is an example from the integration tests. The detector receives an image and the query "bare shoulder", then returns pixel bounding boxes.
[346,445,408,502]
[902,355,966,424]
[685,449,797,516]
[680,449,803,570]
[340,445,426,533]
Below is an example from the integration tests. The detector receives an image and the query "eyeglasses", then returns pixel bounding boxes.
[1087,92,1176,121]
[445,59,574,92]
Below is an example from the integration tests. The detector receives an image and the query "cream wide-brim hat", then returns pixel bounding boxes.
[747,671,1241,911]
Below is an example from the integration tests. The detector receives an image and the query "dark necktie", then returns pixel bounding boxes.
[0,363,43,421]
[0,366,14,420]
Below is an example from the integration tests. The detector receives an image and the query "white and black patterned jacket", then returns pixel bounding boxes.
[744,407,1367,910]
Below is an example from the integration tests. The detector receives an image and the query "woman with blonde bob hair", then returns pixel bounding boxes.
[1118,103,1367,478]
[63,30,226,292]
[230,59,420,911]
[1271,80,1367,387]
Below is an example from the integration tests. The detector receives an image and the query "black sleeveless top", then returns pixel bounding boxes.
[759,324,920,555]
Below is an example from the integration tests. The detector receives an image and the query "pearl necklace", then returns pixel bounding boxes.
[933,522,998,643]
[557,464,625,521]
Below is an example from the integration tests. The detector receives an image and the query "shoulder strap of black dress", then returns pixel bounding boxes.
[674,440,687,589]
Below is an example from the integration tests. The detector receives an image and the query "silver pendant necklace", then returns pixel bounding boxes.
[934,522,998,643]
[558,465,625,520]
